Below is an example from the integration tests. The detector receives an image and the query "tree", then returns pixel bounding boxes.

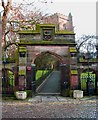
[76,35,96,53]
[1,0,51,61]
[1,0,51,47]
[34,53,59,70]
[76,35,97,60]
[1,0,12,47]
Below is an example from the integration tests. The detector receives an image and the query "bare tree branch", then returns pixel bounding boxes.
[1,0,5,9]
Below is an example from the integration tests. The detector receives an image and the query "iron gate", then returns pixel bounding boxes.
[80,70,96,94]
[2,69,15,96]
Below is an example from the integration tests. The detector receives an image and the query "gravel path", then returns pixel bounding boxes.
[2,97,97,119]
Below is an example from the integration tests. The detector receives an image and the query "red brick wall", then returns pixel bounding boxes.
[70,75,78,89]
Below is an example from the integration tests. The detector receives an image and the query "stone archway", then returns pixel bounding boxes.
[19,44,78,96]
[34,51,64,63]
[33,51,64,94]
[26,45,69,64]
[18,23,78,96]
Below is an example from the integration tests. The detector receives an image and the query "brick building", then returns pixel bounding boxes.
[43,13,74,31]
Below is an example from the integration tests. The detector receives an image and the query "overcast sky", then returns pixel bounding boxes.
[37,0,96,39]
[0,0,96,40]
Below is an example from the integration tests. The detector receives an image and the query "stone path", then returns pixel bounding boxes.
[28,95,96,103]
[2,96,97,119]
[38,71,61,94]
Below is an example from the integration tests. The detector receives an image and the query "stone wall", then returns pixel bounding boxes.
[26,45,69,64]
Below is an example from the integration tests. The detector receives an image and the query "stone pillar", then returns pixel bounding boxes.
[69,47,79,90]
[60,64,70,96]
[26,64,36,96]
[18,46,27,90]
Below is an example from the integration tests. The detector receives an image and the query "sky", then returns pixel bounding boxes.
[36,0,96,40]
[0,0,96,40]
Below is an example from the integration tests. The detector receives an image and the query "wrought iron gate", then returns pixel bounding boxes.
[2,69,15,96]
[80,70,96,94]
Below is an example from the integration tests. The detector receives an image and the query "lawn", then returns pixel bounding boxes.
[8,70,49,86]
[36,70,49,80]
[9,71,14,86]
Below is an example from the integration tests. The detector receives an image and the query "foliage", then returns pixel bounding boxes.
[1,0,12,47]
[3,46,19,63]
[76,35,96,53]
[25,90,32,97]
[36,70,52,87]
[61,89,70,97]
[35,53,59,70]
[1,0,51,58]
[81,72,96,90]
[36,70,48,80]
[71,70,78,75]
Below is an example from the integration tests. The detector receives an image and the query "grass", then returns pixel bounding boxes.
[36,70,48,80]
[6,70,49,87]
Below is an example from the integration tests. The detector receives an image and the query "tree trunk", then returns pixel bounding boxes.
[1,0,12,47]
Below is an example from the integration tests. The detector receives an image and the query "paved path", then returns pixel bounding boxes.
[38,71,61,94]
[2,96,97,119]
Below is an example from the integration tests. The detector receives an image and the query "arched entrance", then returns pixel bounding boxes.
[34,51,64,94]
[18,24,78,96]
[34,51,64,69]
[80,68,97,95]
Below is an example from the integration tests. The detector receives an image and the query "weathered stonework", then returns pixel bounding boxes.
[18,24,78,95]
[26,46,69,63]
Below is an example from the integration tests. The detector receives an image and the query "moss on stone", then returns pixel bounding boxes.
[19,39,76,45]
[19,46,27,52]
[71,70,78,74]
[18,24,75,35]
[18,30,40,34]
[69,47,77,52]
[55,30,75,35]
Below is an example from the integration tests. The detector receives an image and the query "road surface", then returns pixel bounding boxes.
[38,71,61,94]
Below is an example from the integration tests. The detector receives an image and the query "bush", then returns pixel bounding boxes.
[25,90,32,97]
[61,89,70,97]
